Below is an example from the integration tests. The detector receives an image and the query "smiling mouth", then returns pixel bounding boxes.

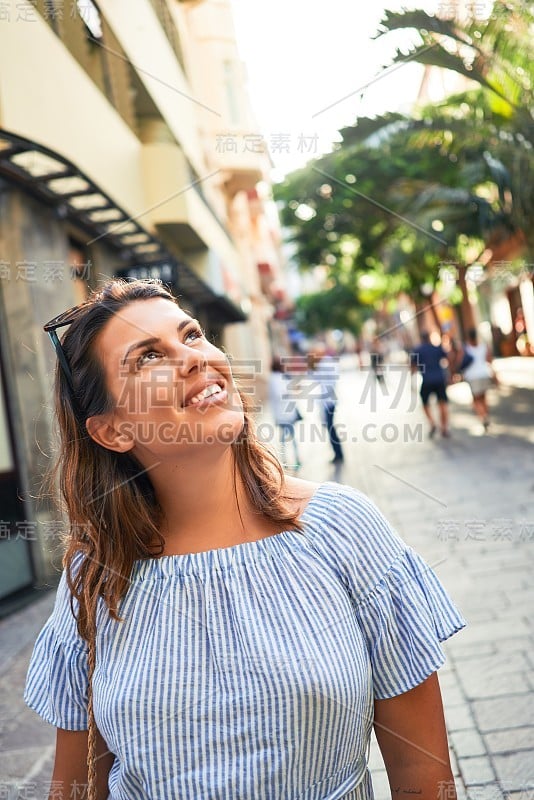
[185,383,225,407]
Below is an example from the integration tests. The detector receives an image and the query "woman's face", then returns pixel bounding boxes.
[91,298,244,459]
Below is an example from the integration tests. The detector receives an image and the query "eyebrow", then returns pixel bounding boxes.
[121,319,196,366]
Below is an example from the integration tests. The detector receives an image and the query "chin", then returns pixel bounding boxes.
[208,408,245,447]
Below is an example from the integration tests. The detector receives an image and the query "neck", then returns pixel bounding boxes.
[137,445,265,553]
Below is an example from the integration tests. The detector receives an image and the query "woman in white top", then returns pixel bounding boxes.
[462,328,494,431]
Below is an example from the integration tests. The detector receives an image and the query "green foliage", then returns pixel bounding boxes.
[294,284,373,336]
[375,2,533,248]
[274,1,533,336]
[377,2,533,119]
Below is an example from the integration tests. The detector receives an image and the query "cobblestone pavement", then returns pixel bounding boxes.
[1,357,533,799]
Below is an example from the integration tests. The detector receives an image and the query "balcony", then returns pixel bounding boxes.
[0,11,147,220]
[98,0,205,176]
[141,139,240,269]
[210,129,267,195]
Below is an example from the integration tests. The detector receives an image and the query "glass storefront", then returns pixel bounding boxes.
[0,356,33,603]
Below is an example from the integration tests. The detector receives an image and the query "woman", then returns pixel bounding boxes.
[462,328,495,431]
[25,279,465,800]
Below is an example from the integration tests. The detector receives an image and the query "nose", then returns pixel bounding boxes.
[174,341,207,376]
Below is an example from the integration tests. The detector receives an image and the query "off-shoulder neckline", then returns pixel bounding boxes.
[130,481,340,578]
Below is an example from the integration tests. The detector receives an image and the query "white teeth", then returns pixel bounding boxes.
[188,384,222,405]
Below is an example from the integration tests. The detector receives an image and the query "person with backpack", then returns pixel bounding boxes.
[461,328,495,432]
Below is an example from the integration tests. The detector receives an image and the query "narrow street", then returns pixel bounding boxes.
[295,355,534,800]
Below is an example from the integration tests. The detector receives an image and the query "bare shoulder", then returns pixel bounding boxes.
[282,476,322,516]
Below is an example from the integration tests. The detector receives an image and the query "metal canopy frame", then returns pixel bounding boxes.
[114,261,247,325]
[0,129,247,324]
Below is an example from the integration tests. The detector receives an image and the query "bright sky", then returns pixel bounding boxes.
[230,0,437,178]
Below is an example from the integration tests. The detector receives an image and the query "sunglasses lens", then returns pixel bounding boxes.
[43,303,87,332]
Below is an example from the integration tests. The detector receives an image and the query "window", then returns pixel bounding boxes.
[223,60,241,127]
[77,0,103,39]
[68,238,92,302]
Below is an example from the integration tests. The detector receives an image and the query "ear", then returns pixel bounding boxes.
[85,414,134,453]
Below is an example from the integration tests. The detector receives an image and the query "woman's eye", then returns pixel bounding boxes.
[136,350,163,368]
[185,327,204,343]
[135,328,203,368]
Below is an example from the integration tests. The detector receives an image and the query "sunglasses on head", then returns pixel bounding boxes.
[43,303,90,389]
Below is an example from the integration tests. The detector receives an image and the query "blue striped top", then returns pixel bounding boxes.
[25,482,466,800]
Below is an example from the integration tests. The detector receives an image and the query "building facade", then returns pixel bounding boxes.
[0,0,288,609]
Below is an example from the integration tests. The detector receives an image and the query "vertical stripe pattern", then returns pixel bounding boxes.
[24,482,466,799]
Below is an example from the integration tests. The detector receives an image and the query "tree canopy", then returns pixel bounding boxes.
[274,1,533,336]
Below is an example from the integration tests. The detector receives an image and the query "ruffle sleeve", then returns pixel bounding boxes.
[307,484,466,700]
[24,567,89,730]
[354,545,466,700]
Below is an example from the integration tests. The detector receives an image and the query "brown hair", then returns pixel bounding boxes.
[49,278,300,798]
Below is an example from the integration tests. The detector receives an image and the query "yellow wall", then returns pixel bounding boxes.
[99,0,208,179]
[0,13,148,221]
[180,0,270,178]
[141,141,242,288]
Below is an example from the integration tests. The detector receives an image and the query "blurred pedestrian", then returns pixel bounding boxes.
[369,336,385,384]
[461,328,494,432]
[513,308,530,355]
[25,279,465,800]
[308,351,344,463]
[410,331,450,438]
[355,337,364,370]
[268,356,301,468]
[440,333,460,386]
[490,324,505,358]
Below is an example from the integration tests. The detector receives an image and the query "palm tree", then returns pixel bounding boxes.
[374,1,533,254]
[274,3,533,338]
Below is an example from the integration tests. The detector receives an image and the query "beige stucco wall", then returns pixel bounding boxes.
[141,141,243,292]
[99,0,208,179]
[0,13,147,222]
[179,0,270,178]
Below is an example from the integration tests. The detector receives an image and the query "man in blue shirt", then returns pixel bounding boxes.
[410,331,450,438]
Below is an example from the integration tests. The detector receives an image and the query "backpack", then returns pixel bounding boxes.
[459,349,474,372]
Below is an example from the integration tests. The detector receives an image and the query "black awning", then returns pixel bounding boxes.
[0,129,247,326]
[0,129,167,262]
[115,261,247,325]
